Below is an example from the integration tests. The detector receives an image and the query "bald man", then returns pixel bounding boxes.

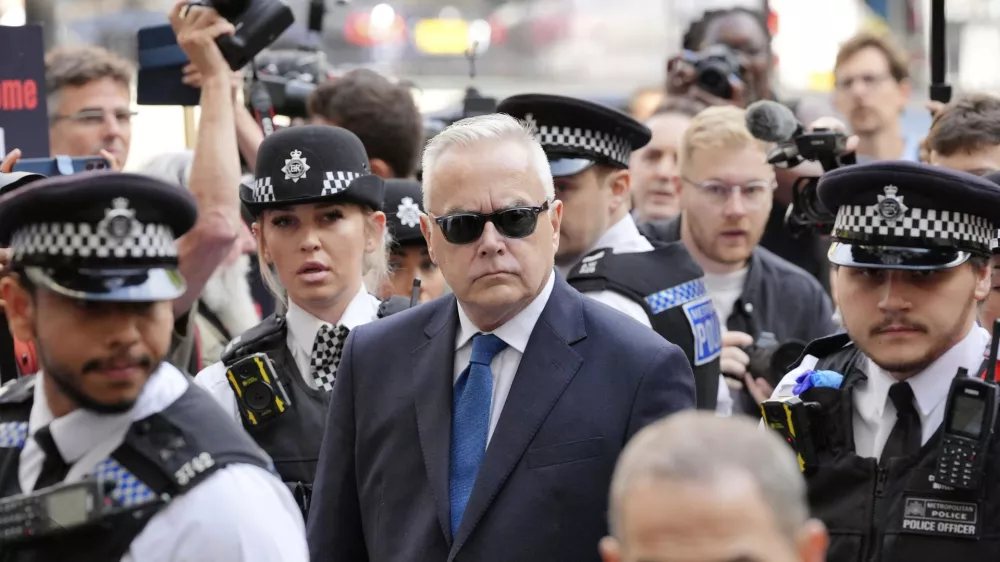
[601,412,828,562]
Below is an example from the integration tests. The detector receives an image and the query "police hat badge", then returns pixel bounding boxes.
[876,185,907,226]
[98,197,137,242]
[281,149,310,183]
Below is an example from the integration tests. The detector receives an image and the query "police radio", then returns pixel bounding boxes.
[933,322,1000,490]
[226,352,292,426]
[0,480,111,544]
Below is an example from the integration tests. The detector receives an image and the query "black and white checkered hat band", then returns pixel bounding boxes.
[322,171,362,195]
[833,204,994,254]
[992,229,1000,254]
[249,171,365,203]
[10,221,177,262]
[535,125,631,167]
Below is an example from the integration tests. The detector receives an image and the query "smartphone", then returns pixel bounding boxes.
[13,156,110,176]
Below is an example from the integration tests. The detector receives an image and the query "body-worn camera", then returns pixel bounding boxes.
[761,395,821,473]
[226,353,292,426]
[685,45,743,100]
[744,333,807,387]
[200,0,295,70]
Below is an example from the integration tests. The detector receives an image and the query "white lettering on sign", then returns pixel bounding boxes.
[902,496,979,539]
[174,452,216,486]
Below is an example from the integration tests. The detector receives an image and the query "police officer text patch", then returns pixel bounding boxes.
[901,497,979,539]
[682,297,722,366]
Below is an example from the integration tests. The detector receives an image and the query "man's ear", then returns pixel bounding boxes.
[1,276,36,343]
[420,214,436,264]
[370,158,395,180]
[598,536,622,562]
[797,519,830,562]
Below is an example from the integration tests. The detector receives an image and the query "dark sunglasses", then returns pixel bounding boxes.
[433,201,550,245]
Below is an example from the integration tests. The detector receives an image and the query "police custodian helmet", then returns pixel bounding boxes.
[497,93,651,178]
[819,161,1000,270]
[383,179,425,246]
[241,125,385,215]
[0,171,198,302]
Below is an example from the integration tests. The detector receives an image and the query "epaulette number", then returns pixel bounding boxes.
[175,452,216,486]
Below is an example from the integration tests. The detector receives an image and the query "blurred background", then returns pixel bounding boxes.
[6,0,997,168]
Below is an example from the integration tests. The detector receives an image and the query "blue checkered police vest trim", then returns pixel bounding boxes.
[0,423,157,508]
[645,279,708,315]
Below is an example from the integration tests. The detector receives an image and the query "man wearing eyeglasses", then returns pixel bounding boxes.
[45,45,137,168]
[497,94,724,412]
[640,106,836,416]
[306,113,694,562]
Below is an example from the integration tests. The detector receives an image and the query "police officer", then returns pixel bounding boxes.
[498,94,724,410]
[0,172,307,561]
[195,125,407,516]
[379,179,447,304]
[767,161,1000,561]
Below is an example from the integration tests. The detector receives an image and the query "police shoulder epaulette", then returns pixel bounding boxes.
[573,248,611,277]
[796,332,854,364]
[0,375,36,405]
[221,315,287,366]
[378,295,412,319]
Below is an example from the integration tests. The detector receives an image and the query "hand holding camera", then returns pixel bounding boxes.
[666,45,748,109]
[169,1,235,83]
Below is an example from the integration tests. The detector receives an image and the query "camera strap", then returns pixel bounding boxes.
[249,63,276,137]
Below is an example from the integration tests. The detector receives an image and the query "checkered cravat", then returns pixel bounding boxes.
[310,324,351,391]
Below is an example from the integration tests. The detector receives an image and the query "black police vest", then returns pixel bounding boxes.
[0,375,273,562]
[795,334,1000,562]
[219,296,408,500]
[221,314,329,494]
[567,243,722,410]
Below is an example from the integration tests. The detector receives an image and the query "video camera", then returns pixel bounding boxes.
[252,49,331,118]
[193,0,295,70]
[744,333,807,388]
[745,100,856,237]
[684,45,743,101]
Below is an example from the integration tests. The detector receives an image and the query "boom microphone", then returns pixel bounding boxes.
[745,100,801,143]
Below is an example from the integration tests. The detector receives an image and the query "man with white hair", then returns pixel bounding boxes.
[306,113,695,562]
[601,411,829,562]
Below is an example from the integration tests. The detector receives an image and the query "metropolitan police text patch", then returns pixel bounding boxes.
[900,497,979,539]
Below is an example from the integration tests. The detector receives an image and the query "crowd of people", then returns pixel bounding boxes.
[0,1,1000,561]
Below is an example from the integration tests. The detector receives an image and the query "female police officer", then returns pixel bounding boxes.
[765,161,1000,561]
[379,178,447,304]
[195,125,398,516]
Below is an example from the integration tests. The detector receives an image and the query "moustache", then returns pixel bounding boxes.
[870,317,928,337]
[82,354,152,375]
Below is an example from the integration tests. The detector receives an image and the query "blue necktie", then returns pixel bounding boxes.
[449,333,507,537]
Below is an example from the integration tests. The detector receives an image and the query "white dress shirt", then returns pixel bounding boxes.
[21,363,308,562]
[454,272,555,444]
[770,325,991,459]
[195,286,380,422]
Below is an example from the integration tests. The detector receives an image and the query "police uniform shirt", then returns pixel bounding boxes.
[770,326,990,459]
[455,272,554,444]
[20,363,308,562]
[195,286,381,422]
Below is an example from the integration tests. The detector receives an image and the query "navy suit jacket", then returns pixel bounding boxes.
[307,275,695,562]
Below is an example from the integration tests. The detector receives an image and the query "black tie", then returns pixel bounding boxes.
[32,426,70,491]
[880,382,922,466]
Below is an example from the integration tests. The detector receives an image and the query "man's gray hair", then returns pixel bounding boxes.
[420,113,554,212]
[608,411,809,544]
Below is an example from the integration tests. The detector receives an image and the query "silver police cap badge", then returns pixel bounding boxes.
[397,197,421,228]
[876,185,908,225]
[281,149,311,183]
[98,197,137,242]
[524,113,540,136]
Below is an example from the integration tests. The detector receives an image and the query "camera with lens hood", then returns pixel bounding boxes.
[196,0,295,70]
[685,45,744,100]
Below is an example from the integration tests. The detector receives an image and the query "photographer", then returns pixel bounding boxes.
[639,106,836,415]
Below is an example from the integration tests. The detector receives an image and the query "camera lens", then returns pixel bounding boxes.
[243,380,276,412]
[697,65,733,100]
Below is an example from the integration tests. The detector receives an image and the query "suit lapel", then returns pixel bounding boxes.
[411,296,460,545]
[449,276,586,559]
